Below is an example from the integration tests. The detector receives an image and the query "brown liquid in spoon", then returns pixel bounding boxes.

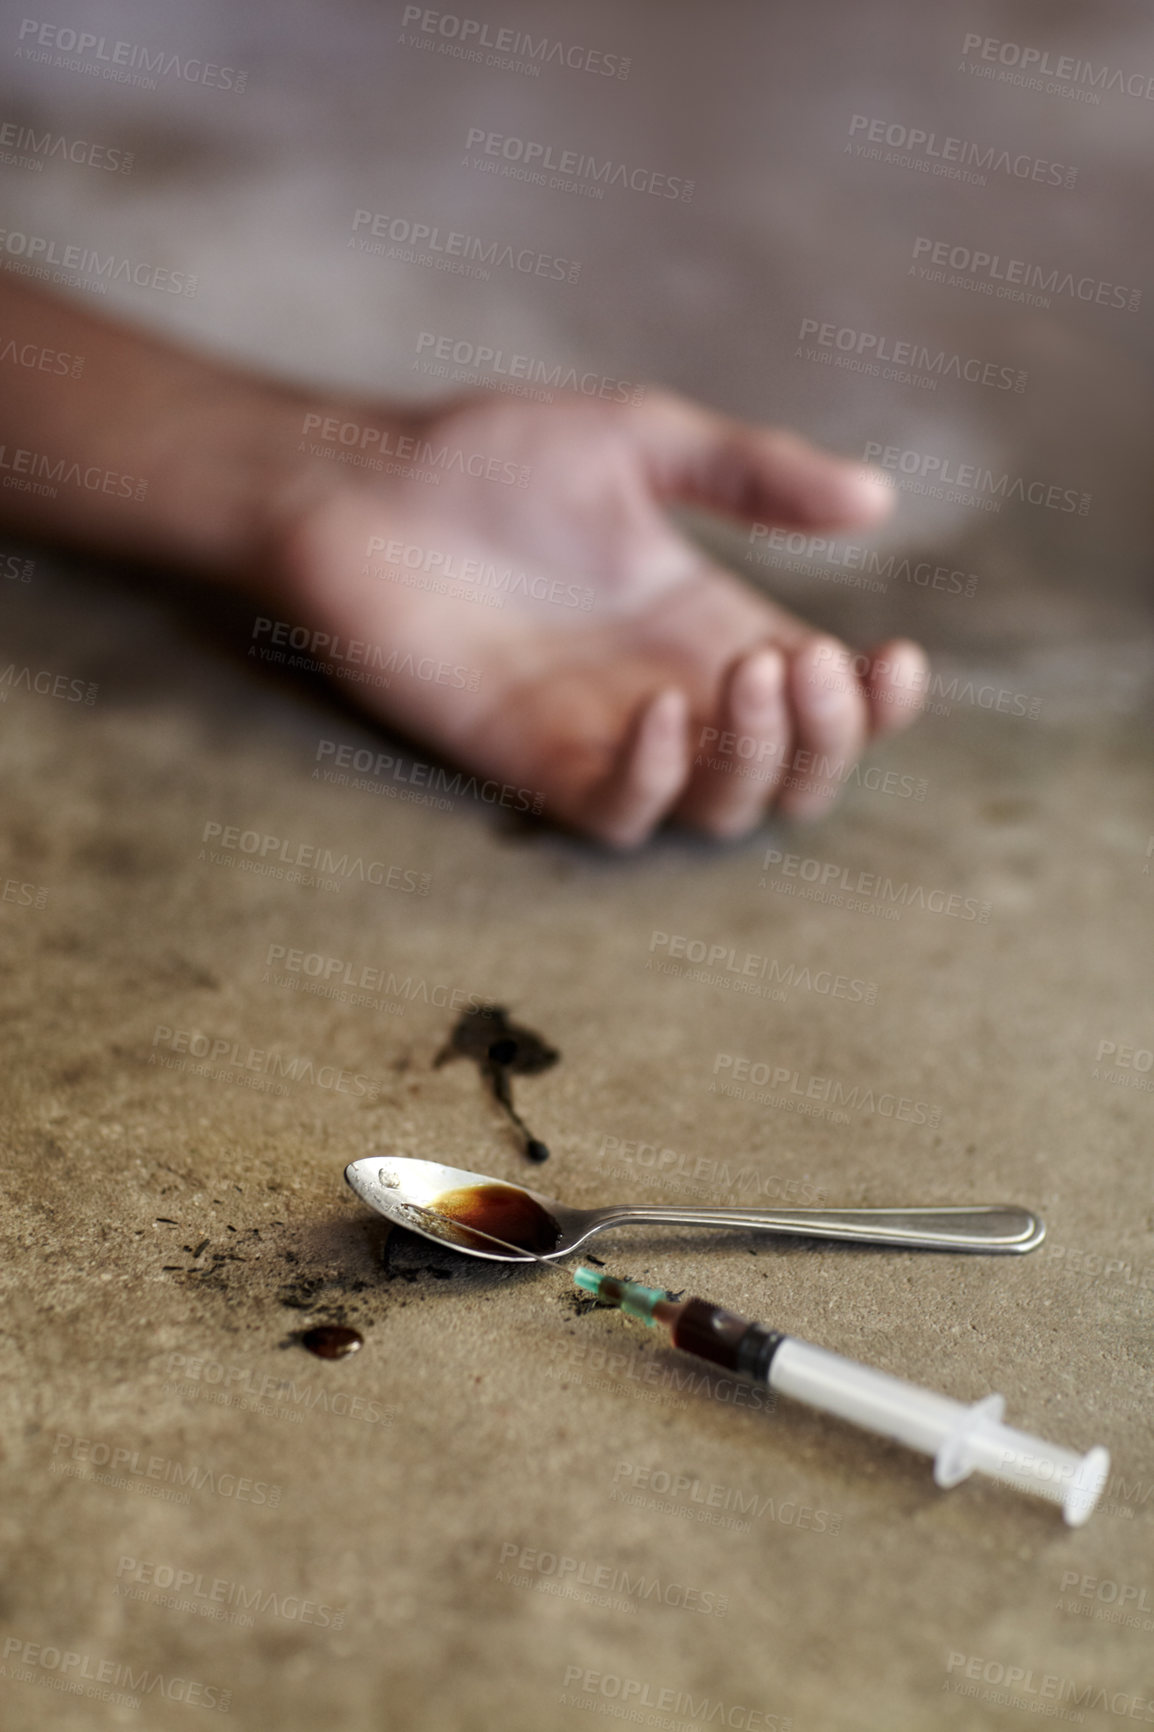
[428,1183,562,1256]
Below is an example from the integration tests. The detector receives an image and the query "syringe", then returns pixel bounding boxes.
[574,1268,1109,1526]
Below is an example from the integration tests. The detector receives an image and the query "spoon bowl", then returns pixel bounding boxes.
[344,1156,1046,1262]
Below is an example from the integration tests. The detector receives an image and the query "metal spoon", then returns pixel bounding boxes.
[344,1156,1045,1262]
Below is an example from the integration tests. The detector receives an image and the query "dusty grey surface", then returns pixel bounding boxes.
[3,3,1154,1730]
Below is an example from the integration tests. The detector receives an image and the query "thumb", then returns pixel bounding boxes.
[634,390,895,532]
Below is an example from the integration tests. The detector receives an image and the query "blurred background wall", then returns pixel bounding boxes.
[3,0,1151,681]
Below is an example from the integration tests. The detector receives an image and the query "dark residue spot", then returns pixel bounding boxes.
[191,1239,209,1259]
[434,1005,559,1162]
[295,1325,364,1360]
[155,1218,178,1226]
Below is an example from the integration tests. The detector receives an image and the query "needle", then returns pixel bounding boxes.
[393,1197,572,1271]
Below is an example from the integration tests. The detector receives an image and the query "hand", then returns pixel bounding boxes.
[271,389,926,847]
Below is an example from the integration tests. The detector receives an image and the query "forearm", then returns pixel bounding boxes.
[0,277,371,582]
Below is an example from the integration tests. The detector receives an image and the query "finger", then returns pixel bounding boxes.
[635,393,895,532]
[579,687,689,849]
[777,637,869,820]
[676,649,790,839]
[862,638,928,736]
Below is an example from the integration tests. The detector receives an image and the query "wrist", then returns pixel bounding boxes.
[226,389,420,601]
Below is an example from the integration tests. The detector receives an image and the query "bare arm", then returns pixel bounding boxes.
[0,275,925,844]
[0,276,319,577]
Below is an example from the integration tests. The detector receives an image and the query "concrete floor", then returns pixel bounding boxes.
[2,548,1153,1732]
[3,3,1154,1728]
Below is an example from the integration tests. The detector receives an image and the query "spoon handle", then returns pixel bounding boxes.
[594,1204,1044,1253]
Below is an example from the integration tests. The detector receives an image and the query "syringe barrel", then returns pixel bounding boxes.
[959,1424,1109,1526]
[767,1338,1109,1525]
[769,1338,967,1455]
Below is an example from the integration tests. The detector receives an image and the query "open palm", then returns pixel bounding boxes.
[275,389,925,846]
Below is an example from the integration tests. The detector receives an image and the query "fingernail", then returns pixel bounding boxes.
[798,639,853,712]
[647,688,687,737]
[736,649,784,713]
